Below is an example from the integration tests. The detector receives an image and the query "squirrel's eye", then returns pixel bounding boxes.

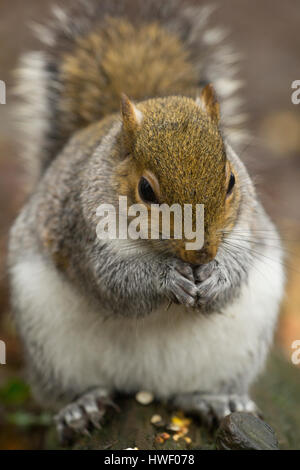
[226,172,235,197]
[138,177,158,204]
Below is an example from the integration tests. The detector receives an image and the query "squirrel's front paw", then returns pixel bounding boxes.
[164,260,198,308]
[194,260,227,310]
[54,388,118,444]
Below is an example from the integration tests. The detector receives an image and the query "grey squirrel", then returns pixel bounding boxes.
[8,0,284,442]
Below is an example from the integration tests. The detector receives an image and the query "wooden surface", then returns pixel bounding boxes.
[56,351,300,450]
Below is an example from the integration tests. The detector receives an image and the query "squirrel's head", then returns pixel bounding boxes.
[116,86,240,265]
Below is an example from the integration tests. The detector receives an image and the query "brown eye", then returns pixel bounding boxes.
[226,172,235,197]
[138,177,158,204]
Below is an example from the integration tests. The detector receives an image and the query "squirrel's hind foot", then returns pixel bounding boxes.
[54,388,118,445]
[173,393,260,429]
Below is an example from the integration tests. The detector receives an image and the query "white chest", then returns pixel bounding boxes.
[12,251,283,398]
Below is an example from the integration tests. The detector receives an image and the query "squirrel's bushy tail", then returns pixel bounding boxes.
[16,0,245,185]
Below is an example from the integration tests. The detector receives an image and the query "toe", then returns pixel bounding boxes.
[171,276,197,307]
[62,403,88,433]
[229,395,260,417]
[79,394,105,429]
[54,403,88,444]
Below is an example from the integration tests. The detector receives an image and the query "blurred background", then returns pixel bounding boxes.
[0,0,299,449]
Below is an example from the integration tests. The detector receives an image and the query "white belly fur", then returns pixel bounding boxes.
[11,250,284,399]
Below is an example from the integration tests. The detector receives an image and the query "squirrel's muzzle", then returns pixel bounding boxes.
[176,241,218,265]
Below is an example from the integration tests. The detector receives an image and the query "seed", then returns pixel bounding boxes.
[135,390,154,405]
[167,423,181,432]
[151,414,162,424]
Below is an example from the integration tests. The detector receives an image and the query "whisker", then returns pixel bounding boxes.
[221,243,266,279]
[223,235,300,258]
[219,228,300,243]
[222,240,299,274]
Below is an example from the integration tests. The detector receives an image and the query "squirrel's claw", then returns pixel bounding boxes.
[54,388,116,445]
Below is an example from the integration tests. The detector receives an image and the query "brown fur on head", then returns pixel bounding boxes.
[115,87,240,264]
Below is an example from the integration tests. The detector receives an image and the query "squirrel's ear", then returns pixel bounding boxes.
[196,84,220,124]
[121,94,143,140]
